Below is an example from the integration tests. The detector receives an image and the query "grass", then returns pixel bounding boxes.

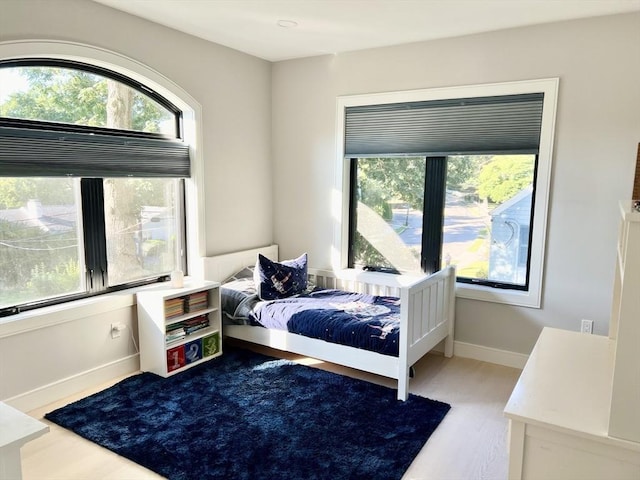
[456,260,488,279]
[467,238,486,253]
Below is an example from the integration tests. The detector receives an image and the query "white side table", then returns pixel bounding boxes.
[0,402,49,480]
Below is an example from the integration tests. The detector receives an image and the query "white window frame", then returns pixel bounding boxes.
[0,40,205,333]
[334,78,558,308]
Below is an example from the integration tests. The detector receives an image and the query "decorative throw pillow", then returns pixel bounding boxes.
[254,253,308,300]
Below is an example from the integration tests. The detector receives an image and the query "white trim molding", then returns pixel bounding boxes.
[3,354,140,413]
[453,341,528,370]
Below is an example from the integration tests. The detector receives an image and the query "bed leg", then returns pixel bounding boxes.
[444,334,454,358]
[397,369,410,401]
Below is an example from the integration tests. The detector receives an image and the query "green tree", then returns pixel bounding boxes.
[447,155,492,192]
[0,178,74,209]
[1,67,107,125]
[1,66,169,132]
[353,157,424,269]
[477,155,534,203]
[0,217,79,304]
[358,157,425,213]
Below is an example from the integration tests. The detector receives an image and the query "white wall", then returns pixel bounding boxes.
[1,1,638,409]
[1,0,273,257]
[271,13,640,355]
[0,0,272,408]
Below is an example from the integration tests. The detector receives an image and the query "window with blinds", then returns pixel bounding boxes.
[337,79,558,307]
[0,60,188,316]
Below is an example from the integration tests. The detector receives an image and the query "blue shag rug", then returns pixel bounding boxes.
[45,346,450,480]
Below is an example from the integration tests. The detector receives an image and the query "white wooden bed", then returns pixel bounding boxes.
[203,245,455,400]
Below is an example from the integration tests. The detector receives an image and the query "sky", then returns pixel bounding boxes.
[0,69,28,103]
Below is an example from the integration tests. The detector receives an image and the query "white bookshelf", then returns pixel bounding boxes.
[137,280,222,377]
[504,202,640,479]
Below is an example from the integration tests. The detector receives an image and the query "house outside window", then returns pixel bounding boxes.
[336,79,558,308]
[0,60,189,315]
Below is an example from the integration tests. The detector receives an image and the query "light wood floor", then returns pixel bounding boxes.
[22,341,522,480]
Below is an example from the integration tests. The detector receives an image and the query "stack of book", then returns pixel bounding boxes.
[185,291,208,312]
[183,314,210,335]
[165,314,210,345]
[164,297,185,319]
[165,323,186,344]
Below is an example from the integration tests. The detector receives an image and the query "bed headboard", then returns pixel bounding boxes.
[203,244,278,282]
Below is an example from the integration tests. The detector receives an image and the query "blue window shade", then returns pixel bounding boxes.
[0,124,190,178]
[345,93,544,157]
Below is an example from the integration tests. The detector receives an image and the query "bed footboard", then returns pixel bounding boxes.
[309,266,456,400]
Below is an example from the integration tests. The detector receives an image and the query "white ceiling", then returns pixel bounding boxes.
[93,0,640,62]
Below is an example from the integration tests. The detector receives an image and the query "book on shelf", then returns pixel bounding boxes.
[165,314,210,344]
[184,323,209,335]
[164,297,185,319]
[165,331,186,344]
[184,314,209,327]
[185,291,208,312]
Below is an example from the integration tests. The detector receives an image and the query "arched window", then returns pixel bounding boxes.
[0,59,190,315]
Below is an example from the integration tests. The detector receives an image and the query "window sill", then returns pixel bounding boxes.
[455,281,541,308]
[0,280,175,339]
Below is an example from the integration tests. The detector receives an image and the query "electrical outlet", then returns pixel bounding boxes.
[581,319,593,334]
[111,322,126,339]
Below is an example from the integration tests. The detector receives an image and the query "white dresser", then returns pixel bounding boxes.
[0,402,49,480]
[504,202,640,479]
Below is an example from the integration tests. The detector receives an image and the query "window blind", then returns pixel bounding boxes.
[0,125,190,178]
[344,93,544,157]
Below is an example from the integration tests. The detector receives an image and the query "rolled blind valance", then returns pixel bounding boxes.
[345,93,544,157]
[0,125,190,178]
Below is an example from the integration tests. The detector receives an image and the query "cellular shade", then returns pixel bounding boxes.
[345,93,544,157]
[0,125,190,178]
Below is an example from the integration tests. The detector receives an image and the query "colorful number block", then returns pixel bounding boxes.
[166,345,186,372]
[184,339,203,364]
[202,332,220,357]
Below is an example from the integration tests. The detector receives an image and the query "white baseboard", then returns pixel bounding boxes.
[4,354,140,412]
[453,341,528,369]
[4,342,525,413]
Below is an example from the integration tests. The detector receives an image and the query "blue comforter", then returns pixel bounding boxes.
[250,289,401,356]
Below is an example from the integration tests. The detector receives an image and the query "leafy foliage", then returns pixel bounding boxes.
[1,67,107,125]
[0,215,80,305]
[353,232,395,270]
[477,156,534,203]
[447,155,493,192]
[1,66,170,132]
[358,157,425,212]
[0,178,74,209]
[28,259,81,296]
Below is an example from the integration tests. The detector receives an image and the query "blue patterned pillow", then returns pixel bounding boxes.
[254,253,308,300]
